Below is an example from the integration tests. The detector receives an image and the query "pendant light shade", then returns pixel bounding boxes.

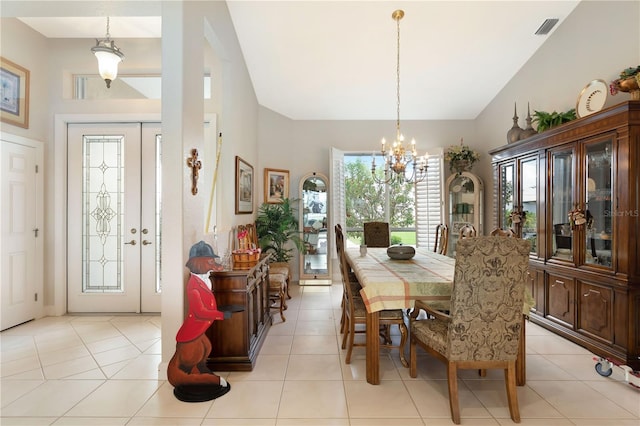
[91,17,124,88]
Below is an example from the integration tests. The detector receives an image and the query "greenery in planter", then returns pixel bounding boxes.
[532,109,577,132]
[255,198,304,263]
[444,142,480,174]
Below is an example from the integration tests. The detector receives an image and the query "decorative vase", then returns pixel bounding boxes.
[519,102,538,140]
[507,102,523,143]
[452,159,471,174]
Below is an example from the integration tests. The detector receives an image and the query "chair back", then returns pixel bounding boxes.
[363,221,390,247]
[434,224,449,255]
[490,227,516,237]
[458,224,477,239]
[448,236,530,361]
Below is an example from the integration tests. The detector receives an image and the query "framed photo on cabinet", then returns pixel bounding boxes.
[264,168,289,203]
[0,57,30,128]
[235,156,254,214]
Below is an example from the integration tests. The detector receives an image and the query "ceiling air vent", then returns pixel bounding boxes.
[535,18,559,35]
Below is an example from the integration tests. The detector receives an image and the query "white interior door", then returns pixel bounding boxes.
[67,123,161,313]
[1,138,42,330]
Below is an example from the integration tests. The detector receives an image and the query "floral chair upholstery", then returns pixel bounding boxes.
[363,221,390,247]
[409,236,530,424]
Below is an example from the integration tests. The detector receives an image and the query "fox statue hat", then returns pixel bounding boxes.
[185,241,222,274]
[188,240,219,261]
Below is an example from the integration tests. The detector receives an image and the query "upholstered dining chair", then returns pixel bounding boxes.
[409,236,530,424]
[363,221,390,247]
[434,224,449,255]
[338,231,408,367]
[458,223,477,239]
[490,227,517,237]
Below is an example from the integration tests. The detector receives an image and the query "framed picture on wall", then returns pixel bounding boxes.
[235,156,254,214]
[264,168,289,203]
[0,57,30,129]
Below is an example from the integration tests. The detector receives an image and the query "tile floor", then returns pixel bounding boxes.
[1,283,639,425]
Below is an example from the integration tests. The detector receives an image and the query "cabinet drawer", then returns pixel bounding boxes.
[546,273,575,328]
[577,281,613,343]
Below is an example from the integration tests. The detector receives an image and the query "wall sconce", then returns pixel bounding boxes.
[91,17,124,88]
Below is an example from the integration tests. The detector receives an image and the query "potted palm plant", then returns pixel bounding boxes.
[255,198,304,263]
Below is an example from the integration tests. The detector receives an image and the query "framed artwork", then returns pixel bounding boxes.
[235,156,254,214]
[264,168,289,203]
[0,57,30,129]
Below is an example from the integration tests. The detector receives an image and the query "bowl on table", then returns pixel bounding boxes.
[386,244,415,260]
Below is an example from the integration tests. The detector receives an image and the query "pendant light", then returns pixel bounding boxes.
[91,17,124,88]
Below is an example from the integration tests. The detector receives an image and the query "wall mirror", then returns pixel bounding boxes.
[299,172,331,284]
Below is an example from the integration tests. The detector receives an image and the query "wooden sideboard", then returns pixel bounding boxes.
[206,255,271,371]
[490,101,640,370]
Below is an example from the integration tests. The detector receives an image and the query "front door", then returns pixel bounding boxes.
[67,123,162,313]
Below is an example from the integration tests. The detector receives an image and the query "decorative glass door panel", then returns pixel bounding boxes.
[550,147,574,262]
[584,138,613,267]
[299,172,331,284]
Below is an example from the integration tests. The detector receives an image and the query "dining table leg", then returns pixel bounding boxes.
[366,310,380,384]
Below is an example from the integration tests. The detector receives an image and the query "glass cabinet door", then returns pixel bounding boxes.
[520,157,538,254]
[299,172,331,284]
[584,138,613,268]
[550,147,575,262]
[499,162,515,230]
[446,171,483,256]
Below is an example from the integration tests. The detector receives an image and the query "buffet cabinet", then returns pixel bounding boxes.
[490,101,640,370]
[206,255,271,371]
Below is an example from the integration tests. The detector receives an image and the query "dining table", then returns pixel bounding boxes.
[345,246,529,385]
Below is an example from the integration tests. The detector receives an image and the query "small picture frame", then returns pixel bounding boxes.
[1,57,30,129]
[264,168,289,203]
[235,156,254,214]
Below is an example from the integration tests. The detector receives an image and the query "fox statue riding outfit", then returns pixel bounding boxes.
[167,240,232,402]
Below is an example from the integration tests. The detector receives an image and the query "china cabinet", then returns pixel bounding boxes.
[299,172,331,284]
[490,101,640,370]
[445,171,483,256]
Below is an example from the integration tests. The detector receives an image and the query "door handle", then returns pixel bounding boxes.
[125,240,137,245]
[142,240,152,246]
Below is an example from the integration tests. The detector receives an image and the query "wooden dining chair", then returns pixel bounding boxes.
[363,221,390,247]
[409,236,530,424]
[433,224,449,255]
[458,223,477,239]
[335,224,362,333]
[337,234,408,367]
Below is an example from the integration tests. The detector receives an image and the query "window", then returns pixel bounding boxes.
[330,147,443,253]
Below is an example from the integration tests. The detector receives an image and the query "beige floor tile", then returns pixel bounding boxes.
[227,354,289,381]
[526,333,592,355]
[52,417,129,425]
[278,380,348,419]
[260,334,294,355]
[345,380,420,418]
[128,418,203,426]
[583,379,640,417]
[65,379,162,417]
[296,309,335,321]
[285,354,342,380]
[542,353,612,381]
[136,381,212,418]
[1,380,103,417]
[203,420,276,426]
[0,380,44,408]
[294,319,337,335]
[404,379,489,419]
[111,354,162,379]
[206,380,283,419]
[291,334,339,355]
[42,355,99,379]
[527,380,636,419]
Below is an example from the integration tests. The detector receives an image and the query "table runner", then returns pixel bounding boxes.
[345,247,455,313]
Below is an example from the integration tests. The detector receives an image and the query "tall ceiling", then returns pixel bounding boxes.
[16,1,581,120]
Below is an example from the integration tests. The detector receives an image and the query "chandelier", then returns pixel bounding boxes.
[371,10,428,185]
[91,17,125,89]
